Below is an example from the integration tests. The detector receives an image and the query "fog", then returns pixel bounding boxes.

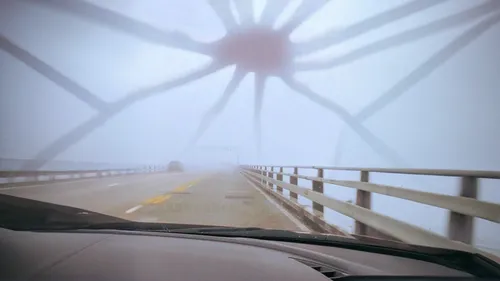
[1,0,499,252]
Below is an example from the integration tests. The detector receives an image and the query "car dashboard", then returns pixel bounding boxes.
[0,227,481,281]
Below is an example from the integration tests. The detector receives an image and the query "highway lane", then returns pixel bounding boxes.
[0,170,209,218]
[125,169,309,231]
[0,168,308,231]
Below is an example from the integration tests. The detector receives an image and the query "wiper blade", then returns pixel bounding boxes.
[170,226,265,233]
[169,226,437,253]
[13,221,255,233]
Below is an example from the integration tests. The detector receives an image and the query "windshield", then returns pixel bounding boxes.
[1,0,499,261]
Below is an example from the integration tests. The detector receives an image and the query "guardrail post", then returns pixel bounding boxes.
[290,167,298,202]
[312,168,324,217]
[268,167,274,189]
[276,167,283,194]
[263,166,267,187]
[260,166,265,186]
[263,167,268,187]
[448,176,477,244]
[355,171,371,236]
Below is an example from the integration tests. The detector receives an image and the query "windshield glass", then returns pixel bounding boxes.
[1,0,499,260]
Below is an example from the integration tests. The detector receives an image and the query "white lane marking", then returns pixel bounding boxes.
[125,205,143,214]
[244,178,310,232]
[108,183,119,187]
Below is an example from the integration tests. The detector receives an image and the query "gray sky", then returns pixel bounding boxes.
[1,0,499,250]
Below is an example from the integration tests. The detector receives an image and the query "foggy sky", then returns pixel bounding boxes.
[1,0,499,251]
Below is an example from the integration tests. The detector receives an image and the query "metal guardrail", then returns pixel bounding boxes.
[0,169,130,177]
[0,165,169,185]
[274,166,500,179]
[240,165,500,259]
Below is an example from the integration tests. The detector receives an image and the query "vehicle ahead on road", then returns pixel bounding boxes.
[167,160,184,172]
[1,194,499,280]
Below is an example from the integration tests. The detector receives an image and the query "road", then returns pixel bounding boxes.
[0,168,308,231]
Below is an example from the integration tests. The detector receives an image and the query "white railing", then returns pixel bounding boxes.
[0,165,169,186]
[240,165,500,261]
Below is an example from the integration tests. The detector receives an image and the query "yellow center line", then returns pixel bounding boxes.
[142,178,202,205]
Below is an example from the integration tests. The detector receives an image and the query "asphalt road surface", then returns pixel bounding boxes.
[0,168,308,231]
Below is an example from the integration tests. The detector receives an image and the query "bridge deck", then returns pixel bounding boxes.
[0,169,306,232]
